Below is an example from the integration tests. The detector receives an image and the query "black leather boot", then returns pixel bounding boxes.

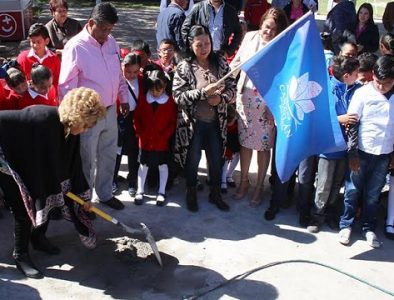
[209,186,230,211]
[13,218,42,278]
[186,186,198,212]
[14,253,43,279]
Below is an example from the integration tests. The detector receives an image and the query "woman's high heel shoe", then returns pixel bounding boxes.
[233,178,249,200]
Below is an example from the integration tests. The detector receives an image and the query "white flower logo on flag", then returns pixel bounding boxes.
[280,72,322,137]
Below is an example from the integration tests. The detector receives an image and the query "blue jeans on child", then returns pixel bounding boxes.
[185,120,223,187]
[340,151,389,232]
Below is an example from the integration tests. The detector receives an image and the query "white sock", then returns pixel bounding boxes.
[222,160,229,184]
[386,176,394,230]
[158,164,168,195]
[137,164,149,194]
[227,152,240,179]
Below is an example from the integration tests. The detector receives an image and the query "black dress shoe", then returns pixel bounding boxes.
[209,187,230,212]
[31,236,60,255]
[14,254,43,279]
[100,197,124,210]
[264,206,279,221]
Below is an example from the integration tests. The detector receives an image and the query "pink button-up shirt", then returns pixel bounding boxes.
[58,26,128,106]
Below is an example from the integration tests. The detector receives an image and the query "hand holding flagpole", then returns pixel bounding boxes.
[215,11,314,87]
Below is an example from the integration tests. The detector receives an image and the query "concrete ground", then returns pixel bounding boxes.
[1,5,394,300]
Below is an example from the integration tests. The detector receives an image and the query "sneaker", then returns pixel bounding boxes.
[364,231,381,248]
[100,197,124,210]
[338,227,352,245]
[128,187,136,197]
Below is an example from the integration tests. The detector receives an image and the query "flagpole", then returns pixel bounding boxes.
[216,11,314,86]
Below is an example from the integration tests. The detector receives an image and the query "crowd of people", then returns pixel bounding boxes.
[0,0,394,279]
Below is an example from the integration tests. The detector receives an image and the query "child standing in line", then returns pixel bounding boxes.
[357,52,377,84]
[130,39,153,69]
[18,64,58,109]
[339,55,394,248]
[2,68,28,110]
[133,69,177,206]
[113,53,140,196]
[221,104,240,194]
[17,23,60,88]
[307,56,361,233]
[154,39,176,79]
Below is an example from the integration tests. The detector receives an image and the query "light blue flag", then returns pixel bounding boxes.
[240,12,346,182]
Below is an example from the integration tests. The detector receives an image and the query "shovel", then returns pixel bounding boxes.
[66,192,163,267]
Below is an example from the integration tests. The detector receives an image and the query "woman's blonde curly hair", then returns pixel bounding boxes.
[59,87,106,135]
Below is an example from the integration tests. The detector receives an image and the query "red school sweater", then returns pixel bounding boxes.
[17,49,61,87]
[17,86,58,109]
[133,93,177,151]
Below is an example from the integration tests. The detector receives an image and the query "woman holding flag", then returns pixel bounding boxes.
[230,8,289,207]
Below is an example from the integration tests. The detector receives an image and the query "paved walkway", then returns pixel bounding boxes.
[0,6,393,300]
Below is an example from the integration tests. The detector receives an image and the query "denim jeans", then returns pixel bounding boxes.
[185,120,223,187]
[313,157,346,218]
[270,156,316,212]
[340,151,390,232]
[297,156,318,216]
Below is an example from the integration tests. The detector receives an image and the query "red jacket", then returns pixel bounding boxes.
[133,92,177,151]
[17,49,61,87]
[17,86,58,109]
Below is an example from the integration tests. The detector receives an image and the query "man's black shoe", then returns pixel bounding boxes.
[100,197,124,210]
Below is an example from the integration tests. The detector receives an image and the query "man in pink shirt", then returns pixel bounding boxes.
[59,3,129,210]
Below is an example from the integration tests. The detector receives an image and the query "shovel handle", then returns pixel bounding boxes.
[66,192,114,223]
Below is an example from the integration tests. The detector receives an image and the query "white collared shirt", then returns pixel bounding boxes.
[348,82,394,155]
[28,87,48,100]
[27,48,55,64]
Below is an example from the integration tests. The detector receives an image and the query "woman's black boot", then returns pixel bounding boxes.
[13,219,43,279]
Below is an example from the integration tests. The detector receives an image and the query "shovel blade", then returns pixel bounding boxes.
[140,223,163,267]
[119,222,163,267]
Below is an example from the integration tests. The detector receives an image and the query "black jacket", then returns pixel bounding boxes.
[355,22,379,54]
[181,0,242,56]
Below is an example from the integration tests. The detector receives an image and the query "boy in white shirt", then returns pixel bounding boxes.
[339,55,394,248]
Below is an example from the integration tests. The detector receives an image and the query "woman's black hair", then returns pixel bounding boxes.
[31,64,52,85]
[380,33,394,55]
[356,3,375,27]
[185,25,219,68]
[373,55,394,80]
[142,65,172,96]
